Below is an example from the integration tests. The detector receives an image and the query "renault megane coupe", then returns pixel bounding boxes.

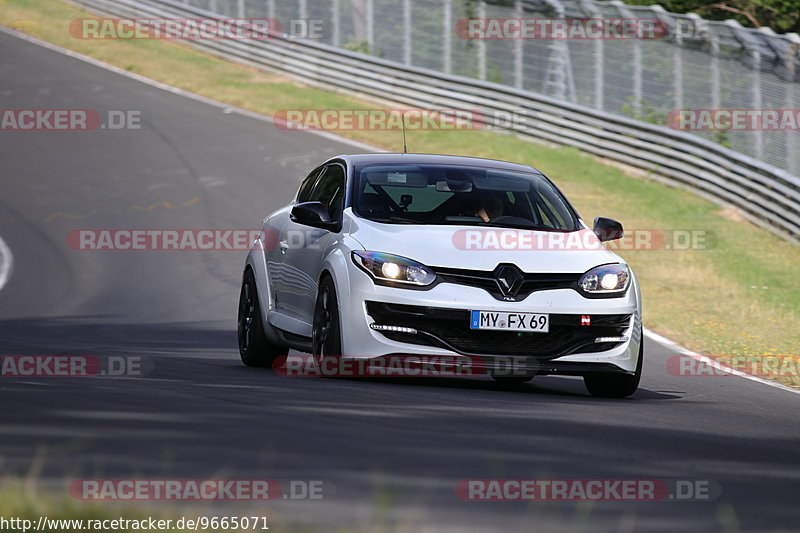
[238,154,643,397]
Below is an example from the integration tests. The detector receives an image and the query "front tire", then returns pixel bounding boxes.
[312,275,342,369]
[238,268,283,367]
[583,332,643,398]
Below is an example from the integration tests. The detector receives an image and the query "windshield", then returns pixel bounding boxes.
[352,163,579,231]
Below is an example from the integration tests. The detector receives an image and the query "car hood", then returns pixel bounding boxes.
[348,219,623,273]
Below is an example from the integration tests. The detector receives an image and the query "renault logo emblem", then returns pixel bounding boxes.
[494,264,524,297]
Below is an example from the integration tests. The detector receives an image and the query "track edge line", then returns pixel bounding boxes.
[644,328,800,396]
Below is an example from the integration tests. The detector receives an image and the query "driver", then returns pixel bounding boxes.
[475,193,504,223]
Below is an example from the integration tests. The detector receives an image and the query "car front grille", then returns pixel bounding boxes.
[432,266,580,301]
[366,301,631,358]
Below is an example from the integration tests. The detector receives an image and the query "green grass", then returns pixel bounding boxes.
[1,0,799,387]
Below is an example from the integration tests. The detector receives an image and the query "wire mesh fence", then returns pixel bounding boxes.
[182,0,800,178]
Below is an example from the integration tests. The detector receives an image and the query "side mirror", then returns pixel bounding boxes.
[291,201,338,231]
[593,216,624,242]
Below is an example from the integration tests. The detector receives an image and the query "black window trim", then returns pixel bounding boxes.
[296,165,325,204]
[307,161,347,230]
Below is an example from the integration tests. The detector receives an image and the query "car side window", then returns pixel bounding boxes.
[297,167,323,203]
[309,164,346,222]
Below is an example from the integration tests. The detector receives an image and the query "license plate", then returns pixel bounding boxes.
[470,311,549,332]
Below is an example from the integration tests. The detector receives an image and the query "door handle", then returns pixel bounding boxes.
[279,240,289,254]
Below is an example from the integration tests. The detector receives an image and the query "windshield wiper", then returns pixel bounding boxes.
[479,222,557,230]
[369,216,423,224]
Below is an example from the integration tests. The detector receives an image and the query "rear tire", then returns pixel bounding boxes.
[312,275,342,369]
[583,332,643,398]
[238,268,284,367]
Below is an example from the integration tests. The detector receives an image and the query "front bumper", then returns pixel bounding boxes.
[340,264,642,374]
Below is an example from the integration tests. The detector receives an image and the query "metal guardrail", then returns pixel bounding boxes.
[71,0,800,242]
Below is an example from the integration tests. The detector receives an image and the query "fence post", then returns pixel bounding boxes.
[727,19,763,160]
[578,0,604,110]
[671,14,684,111]
[332,0,340,47]
[443,0,452,73]
[594,40,604,110]
[477,1,486,80]
[632,37,642,114]
[513,0,523,89]
[403,0,412,65]
[710,32,720,110]
[673,41,683,111]
[366,0,374,55]
[784,33,800,175]
[752,48,763,160]
[611,1,641,115]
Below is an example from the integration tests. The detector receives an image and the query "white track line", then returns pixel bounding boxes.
[644,328,800,396]
[2,24,797,396]
[0,233,13,292]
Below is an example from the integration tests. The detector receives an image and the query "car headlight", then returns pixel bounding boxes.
[352,251,436,287]
[578,264,630,296]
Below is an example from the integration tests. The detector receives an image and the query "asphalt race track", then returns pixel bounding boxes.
[1,30,799,533]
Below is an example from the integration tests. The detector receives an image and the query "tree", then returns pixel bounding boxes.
[621,0,800,34]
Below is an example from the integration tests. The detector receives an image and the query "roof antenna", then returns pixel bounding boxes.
[401,111,408,154]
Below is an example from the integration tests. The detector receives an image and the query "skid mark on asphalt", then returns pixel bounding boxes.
[132,197,201,212]
[42,197,201,223]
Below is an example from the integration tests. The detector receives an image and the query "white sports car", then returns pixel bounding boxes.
[238,154,643,397]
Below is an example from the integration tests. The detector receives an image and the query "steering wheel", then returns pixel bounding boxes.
[488,216,535,227]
